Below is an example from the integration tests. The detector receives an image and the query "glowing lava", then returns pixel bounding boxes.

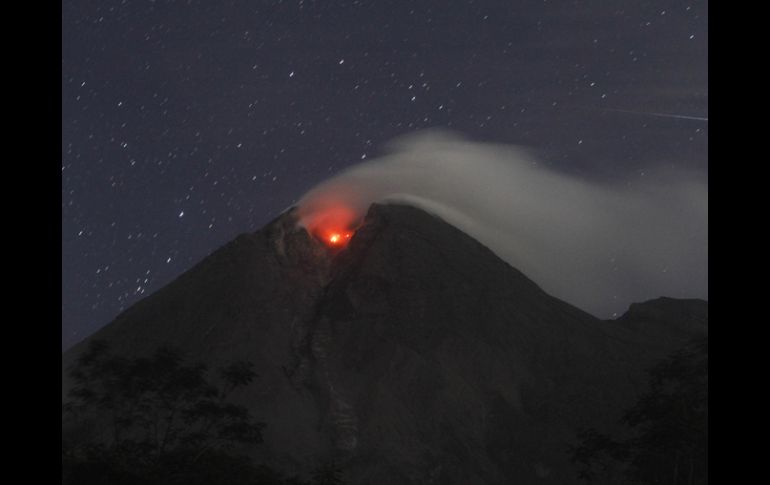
[297,201,360,248]
[325,231,353,247]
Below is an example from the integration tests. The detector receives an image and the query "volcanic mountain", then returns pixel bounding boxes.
[62,203,708,484]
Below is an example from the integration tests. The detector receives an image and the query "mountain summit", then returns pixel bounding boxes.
[62,203,707,484]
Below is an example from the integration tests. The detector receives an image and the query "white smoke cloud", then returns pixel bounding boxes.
[297,130,707,318]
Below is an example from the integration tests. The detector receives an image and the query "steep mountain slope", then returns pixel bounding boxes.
[62,203,707,484]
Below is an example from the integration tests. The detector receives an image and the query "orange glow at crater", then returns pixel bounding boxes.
[297,201,360,248]
[326,231,352,247]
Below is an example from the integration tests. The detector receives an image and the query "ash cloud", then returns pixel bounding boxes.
[297,131,707,318]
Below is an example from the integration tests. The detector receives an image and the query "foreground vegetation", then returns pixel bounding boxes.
[570,337,708,484]
[62,340,344,485]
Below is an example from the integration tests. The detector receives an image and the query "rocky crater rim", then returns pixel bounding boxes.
[284,202,411,251]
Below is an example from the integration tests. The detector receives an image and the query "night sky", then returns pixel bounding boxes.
[62,0,708,350]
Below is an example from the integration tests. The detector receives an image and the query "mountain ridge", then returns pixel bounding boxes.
[62,202,706,484]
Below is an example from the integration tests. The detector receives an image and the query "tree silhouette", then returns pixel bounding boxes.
[63,340,349,484]
[570,336,708,484]
[62,340,269,484]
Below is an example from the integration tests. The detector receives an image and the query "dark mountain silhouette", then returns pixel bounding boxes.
[62,203,707,484]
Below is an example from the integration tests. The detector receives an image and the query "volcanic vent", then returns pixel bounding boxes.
[62,202,707,485]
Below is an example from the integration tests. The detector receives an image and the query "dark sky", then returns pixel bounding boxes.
[62,0,708,350]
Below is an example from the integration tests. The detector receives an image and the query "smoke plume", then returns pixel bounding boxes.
[297,130,707,318]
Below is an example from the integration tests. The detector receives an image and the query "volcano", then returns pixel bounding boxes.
[62,203,707,484]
